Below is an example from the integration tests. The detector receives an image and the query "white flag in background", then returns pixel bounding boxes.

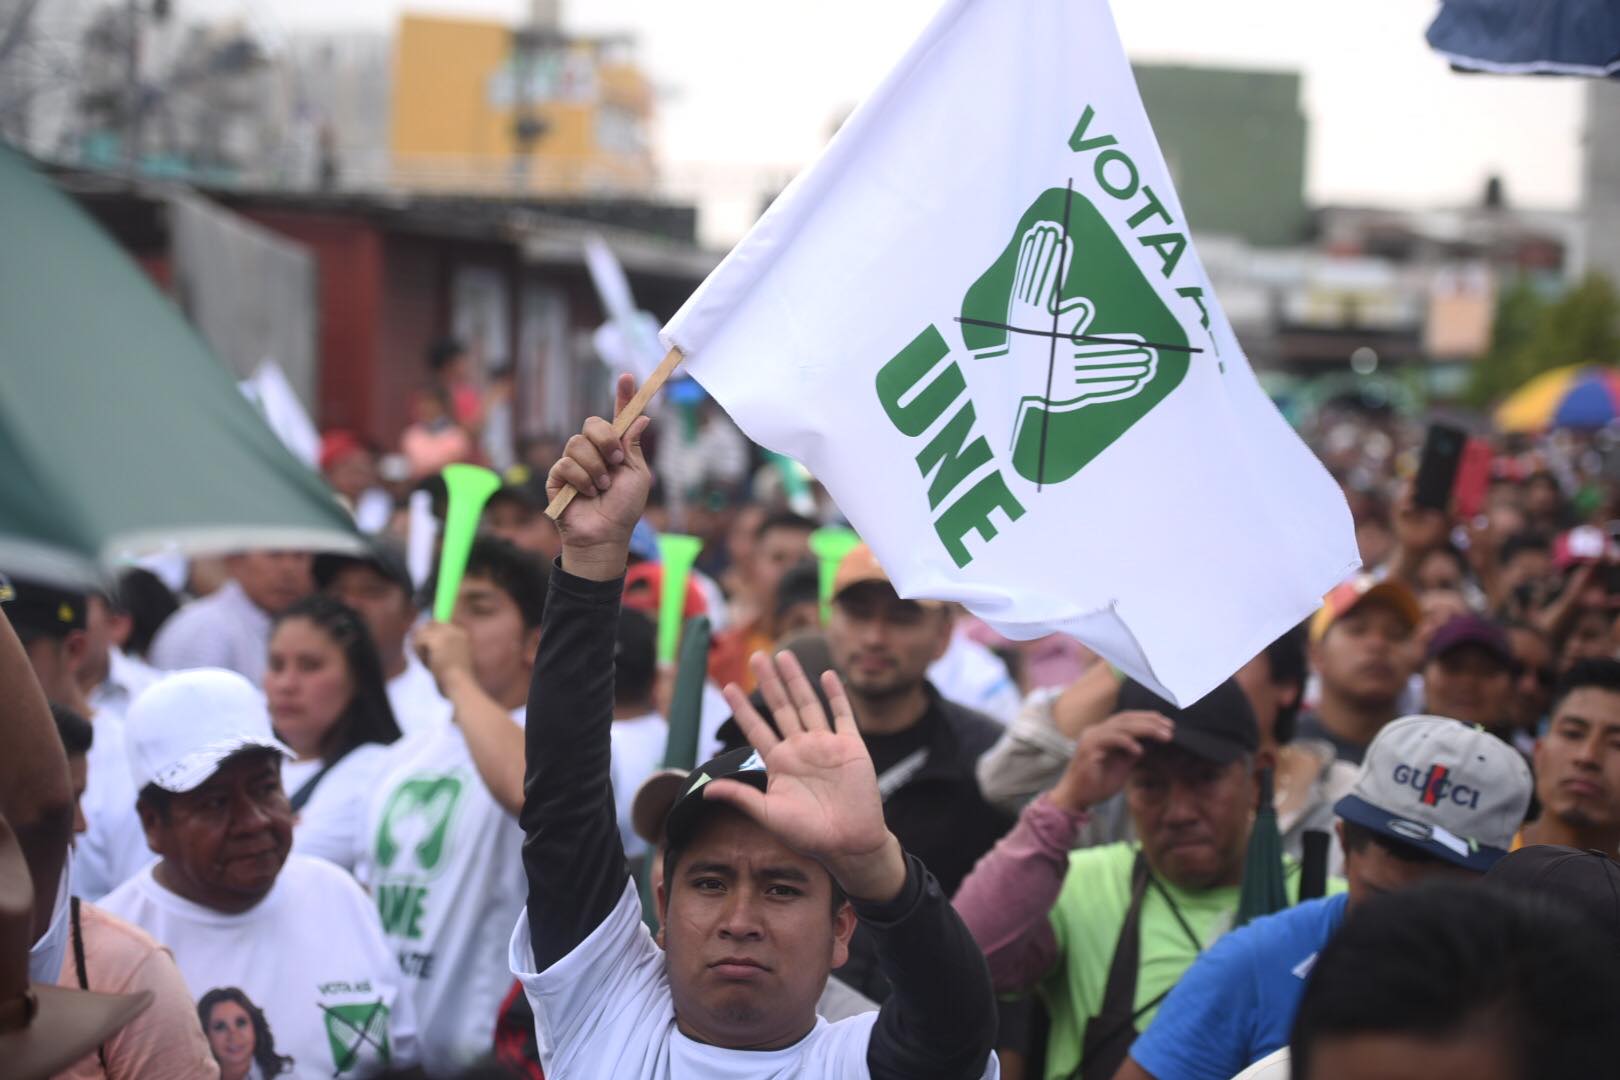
[584,234,665,382]
[661,0,1358,704]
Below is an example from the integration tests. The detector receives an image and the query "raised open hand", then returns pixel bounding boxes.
[546,373,653,579]
[705,650,905,902]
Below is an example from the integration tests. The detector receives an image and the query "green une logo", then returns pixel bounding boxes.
[959,187,1189,486]
[375,775,462,872]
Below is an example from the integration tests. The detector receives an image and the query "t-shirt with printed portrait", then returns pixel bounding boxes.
[100,854,420,1080]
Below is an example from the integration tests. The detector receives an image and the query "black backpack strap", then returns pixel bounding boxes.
[288,755,343,813]
[1077,850,1153,1080]
[71,896,111,1073]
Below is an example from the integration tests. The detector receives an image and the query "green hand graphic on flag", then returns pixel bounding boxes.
[961,188,1190,486]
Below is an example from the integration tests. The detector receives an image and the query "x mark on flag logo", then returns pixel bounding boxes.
[321,1001,391,1075]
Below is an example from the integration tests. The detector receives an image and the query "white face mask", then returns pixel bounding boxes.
[28,855,72,985]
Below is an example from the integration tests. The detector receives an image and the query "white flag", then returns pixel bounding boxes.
[584,234,665,381]
[662,0,1358,704]
[239,359,320,468]
[592,311,665,384]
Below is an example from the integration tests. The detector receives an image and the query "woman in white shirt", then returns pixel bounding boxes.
[265,595,402,871]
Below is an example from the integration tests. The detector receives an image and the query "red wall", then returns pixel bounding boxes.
[379,236,444,446]
[236,210,386,445]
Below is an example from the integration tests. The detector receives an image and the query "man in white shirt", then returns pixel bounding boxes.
[150,551,313,684]
[509,379,999,1079]
[314,544,450,738]
[100,668,419,1078]
[357,538,546,1075]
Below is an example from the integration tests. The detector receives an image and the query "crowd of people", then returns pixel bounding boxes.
[8,369,1620,1080]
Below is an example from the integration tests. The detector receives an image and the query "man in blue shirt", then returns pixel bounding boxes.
[1117,714,1532,1080]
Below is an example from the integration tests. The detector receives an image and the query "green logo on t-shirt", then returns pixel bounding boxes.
[374,774,464,941]
[322,1001,391,1073]
[375,776,463,872]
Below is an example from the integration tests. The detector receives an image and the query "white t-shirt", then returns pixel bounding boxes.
[29,861,70,984]
[74,707,154,900]
[100,854,420,1079]
[76,651,164,898]
[1232,1047,1291,1079]
[149,579,274,684]
[610,711,669,860]
[385,653,453,739]
[928,631,1020,725]
[509,879,1001,1079]
[90,648,163,718]
[695,679,732,764]
[285,744,393,872]
[356,710,528,1076]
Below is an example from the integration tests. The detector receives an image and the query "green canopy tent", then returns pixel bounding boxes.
[0,144,360,585]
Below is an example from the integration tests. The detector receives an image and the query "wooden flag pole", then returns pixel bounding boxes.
[545,344,685,521]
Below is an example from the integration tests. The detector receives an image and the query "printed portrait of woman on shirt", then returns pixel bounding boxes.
[198,987,295,1080]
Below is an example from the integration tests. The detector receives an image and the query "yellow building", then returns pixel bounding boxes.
[390,13,655,195]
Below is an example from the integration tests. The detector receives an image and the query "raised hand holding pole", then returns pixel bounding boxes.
[546,345,683,522]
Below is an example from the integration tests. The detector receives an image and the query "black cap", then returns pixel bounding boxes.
[1485,845,1620,953]
[313,541,414,597]
[1116,677,1258,764]
[664,746,769,849]
[3,575,87,638]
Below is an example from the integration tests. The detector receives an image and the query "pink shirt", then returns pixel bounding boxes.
[401,422,475,480]
[951,794,1091,991]
[53,902,219,1080]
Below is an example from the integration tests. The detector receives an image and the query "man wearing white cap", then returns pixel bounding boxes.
[1119,716,1532,1080]
[99,669,420,1079]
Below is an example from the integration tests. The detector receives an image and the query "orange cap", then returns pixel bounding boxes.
[1309,574,1421,644]
[832,544,946,609]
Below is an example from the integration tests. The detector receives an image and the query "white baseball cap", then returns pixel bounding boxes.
[125,669,293,794]
[1335,715,1532,871]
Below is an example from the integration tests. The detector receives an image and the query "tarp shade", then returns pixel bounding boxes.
[0,144,361,587]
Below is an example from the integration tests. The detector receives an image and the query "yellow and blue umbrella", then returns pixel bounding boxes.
[1495,365,1620,433]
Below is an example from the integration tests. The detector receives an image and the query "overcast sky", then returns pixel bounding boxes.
[188,0,1588,242]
